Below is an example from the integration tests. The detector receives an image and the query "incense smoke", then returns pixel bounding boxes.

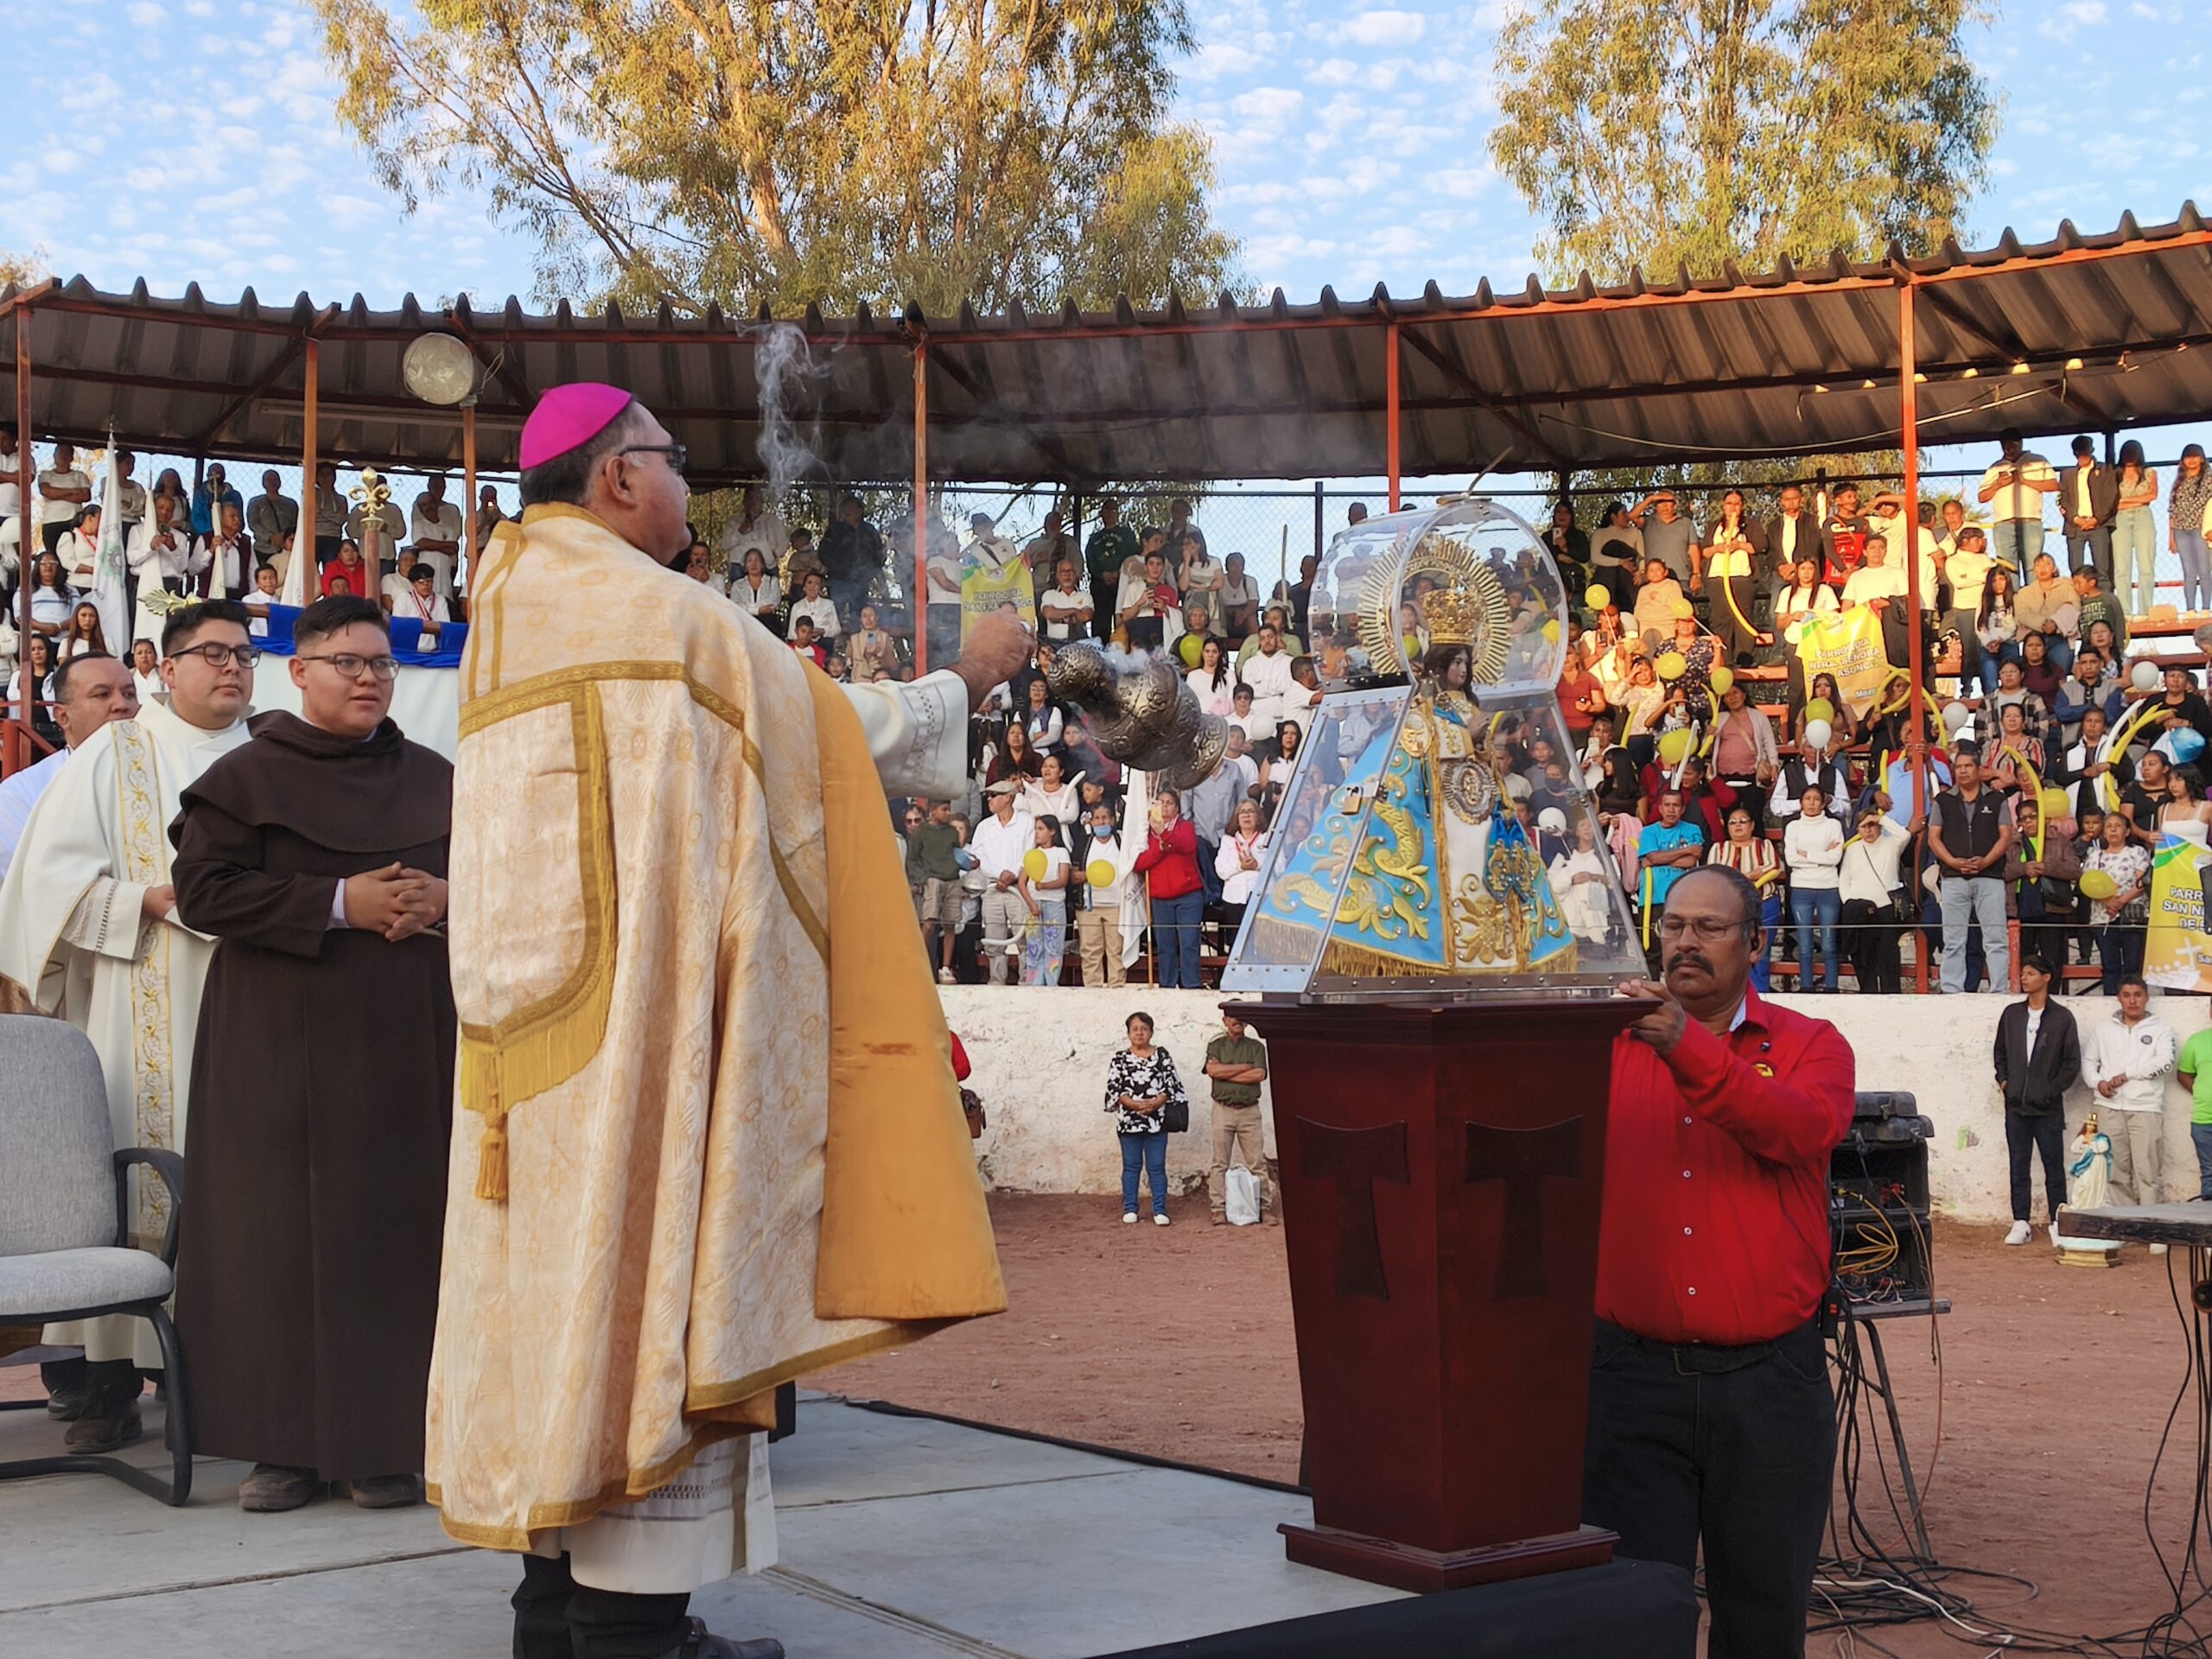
[753,322,825,505]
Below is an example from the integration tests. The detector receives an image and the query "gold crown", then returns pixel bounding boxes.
[1419,585,1484,646]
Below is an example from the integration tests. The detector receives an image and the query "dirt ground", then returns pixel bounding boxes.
[815,1193,2212,1657]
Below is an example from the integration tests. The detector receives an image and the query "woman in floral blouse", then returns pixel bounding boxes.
[1104,1010,1186,1226]
[2084,811,2152,994]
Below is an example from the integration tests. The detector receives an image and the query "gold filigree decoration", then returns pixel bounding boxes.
[1351,533,1513,682]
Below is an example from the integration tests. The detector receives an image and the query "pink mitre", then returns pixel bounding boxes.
[519,382,634,469]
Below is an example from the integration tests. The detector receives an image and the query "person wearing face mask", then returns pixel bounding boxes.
[1076,804,1131,987]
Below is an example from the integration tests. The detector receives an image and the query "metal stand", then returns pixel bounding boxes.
[1847,1299,1948,1563]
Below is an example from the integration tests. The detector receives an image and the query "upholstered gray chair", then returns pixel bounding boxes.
[0,1014,190,1503]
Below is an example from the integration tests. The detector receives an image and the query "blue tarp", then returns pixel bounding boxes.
[254,605,467,670]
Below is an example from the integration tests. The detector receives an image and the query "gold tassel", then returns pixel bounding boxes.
[476,1112,509,1203]
[460,1038,513,1204]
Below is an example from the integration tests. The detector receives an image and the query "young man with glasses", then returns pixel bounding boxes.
[1592,864,1855,1656]
[0,600,258,1452]
[170,593,454,1515]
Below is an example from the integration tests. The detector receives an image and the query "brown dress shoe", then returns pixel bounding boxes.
[62,1404,142,1453]
[347,1473,423,1510]
[238,1463,321,1512]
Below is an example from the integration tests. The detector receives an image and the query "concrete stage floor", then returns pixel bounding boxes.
[0,1391,1403,1656]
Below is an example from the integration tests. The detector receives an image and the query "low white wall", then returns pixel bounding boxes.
[941,987,2212,1223]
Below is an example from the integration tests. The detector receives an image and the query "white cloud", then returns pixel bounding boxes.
[1307,57,1358,86]
[126,1,166,23]
[1230,86,1303,122]
[1428,163,1496,200]
[59,73,121,113]
[1339,8,1426,47]
[2064,0,2108,21]
[1186,41,1264,80]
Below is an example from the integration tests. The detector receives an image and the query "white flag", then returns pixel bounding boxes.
[1117,768,1151,971]
[92,440,130,653]
[278,496,308,607]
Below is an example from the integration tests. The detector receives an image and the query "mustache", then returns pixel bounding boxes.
[1665,951,1713,976]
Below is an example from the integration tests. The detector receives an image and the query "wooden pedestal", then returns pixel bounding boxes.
[1252,995,1641,1594]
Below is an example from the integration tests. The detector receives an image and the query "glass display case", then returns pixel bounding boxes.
[1222,497,1643,999]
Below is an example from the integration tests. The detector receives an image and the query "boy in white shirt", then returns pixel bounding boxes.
[246,563,283,638]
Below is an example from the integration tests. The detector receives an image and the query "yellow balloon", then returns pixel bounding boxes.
[1087,857,1117,888]
[1541,620,1560,643]
[1670,597,1695,620]
[1708,666,1734,696]
[1022,848,1048,880]
[1657,728,1693,765]
[1177,631,1205,667]
[2038,787,2069,820]
[1655,651,1687,681]
[1585,584,1611,610]
[2078,869,2118,901]
[1803,697,1834,726]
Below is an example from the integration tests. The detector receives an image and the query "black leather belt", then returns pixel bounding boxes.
[1598,1317,1809,1376]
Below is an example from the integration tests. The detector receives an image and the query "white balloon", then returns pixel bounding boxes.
[1941,700,1973,734]
[2133,658,2163,692]
[1803,719,1833,751]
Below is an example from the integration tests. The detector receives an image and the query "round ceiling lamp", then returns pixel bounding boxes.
[403,333,479,406]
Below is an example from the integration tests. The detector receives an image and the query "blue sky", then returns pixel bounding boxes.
[4,0,2204,315]
[2,0,2209,535]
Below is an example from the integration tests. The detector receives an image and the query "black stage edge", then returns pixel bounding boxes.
[1085,1559,1698,1659]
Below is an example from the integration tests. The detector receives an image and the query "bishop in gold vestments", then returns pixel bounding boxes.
[426,495,1007,1600]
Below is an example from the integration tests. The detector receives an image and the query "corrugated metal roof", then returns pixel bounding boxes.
[3,205,2209,485]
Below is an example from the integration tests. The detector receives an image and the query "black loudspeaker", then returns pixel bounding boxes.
[1830,1091,1935,1308]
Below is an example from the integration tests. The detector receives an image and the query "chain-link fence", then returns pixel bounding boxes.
[49,448,2212,677]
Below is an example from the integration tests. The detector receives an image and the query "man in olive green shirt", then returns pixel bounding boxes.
[1084,499,1140,644]
[2174,1027,2212,1198]
[1205,1011,1280,1224]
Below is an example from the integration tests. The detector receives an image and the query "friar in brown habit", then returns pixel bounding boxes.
[171,593,454,1513]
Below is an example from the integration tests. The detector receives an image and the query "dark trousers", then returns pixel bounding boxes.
[1090,577,1118,641]
[1840,898,1902,993]
[1152,889,1205,988]
[2096,923,2146,993]
[513,1553,690,1659]
[2064,524,2113,588]
[1584,1318,1834,1659]
[2005,1108,2067,1224]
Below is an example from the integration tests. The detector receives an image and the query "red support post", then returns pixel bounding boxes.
[1900,280,1930,994]
[1386,321,1402,512]
[301,337,319,602]
[461,401,479,594]
[912,341,930,675]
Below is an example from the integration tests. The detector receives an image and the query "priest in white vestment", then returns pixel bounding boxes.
[0,601,257,1450]
[433,385,1024,1659]
[0,654,141,880]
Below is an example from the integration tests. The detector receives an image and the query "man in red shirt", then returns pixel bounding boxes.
[1587,863,1854,1656]
[1133,787,1204,988]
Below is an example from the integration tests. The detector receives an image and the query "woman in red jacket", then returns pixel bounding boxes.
[1134,787,1205,988]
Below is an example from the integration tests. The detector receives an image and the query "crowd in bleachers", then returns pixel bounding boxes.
[12,421,2212,995]
[1552,431,2212,995]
